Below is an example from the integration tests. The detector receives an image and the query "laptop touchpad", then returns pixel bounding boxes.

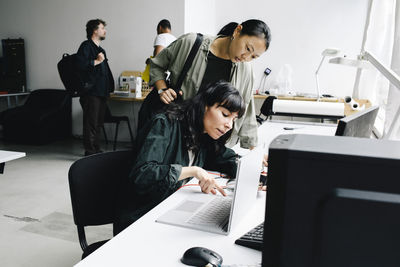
[175,201,204,212]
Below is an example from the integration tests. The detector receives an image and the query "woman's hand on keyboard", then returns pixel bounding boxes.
[195,167,227,196]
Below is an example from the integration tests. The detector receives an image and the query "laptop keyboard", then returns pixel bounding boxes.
[186,196,232,228]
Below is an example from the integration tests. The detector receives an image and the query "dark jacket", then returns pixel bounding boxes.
[114,113,238,233]
[76,39,114,97]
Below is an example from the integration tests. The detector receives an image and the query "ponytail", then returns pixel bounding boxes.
[217,22,239,36]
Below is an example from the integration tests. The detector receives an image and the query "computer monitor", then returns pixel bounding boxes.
[263,134,400,267]
[335,105,379,137]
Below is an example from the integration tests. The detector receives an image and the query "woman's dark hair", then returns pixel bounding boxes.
[165,81,245,153]
[218,22,239,36]
[86,19,106,39]
[218,19,271,50]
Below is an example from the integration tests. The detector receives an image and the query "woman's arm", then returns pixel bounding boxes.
[204,146,238,178]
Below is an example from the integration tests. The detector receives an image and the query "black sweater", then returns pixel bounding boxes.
[114,113,238,234]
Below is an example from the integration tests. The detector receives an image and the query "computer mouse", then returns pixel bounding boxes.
[181,246,223,266]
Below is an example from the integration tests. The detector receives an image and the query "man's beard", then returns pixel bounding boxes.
[100,36,106,41]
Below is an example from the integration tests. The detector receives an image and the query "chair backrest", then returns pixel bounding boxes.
[260,95,277,117]
[68,150,134,227]
[25,89,71,109]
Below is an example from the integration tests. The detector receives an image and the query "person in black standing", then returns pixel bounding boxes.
[76,19,114,156]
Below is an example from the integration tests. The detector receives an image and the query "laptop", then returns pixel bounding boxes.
[156,147,264,235]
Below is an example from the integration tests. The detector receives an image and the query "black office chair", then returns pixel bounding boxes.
[256,96,276,124]
[102,105,134,150]
[68,150,133,259]
[0,89,72,144]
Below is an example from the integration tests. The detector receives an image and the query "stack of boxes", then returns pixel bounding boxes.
[115,71,151,98]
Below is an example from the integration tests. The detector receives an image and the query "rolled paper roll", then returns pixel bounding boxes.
[272,100,345,117]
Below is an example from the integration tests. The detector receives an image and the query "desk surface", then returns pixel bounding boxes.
[0,150,25,163]
[232,120,337,156]
[76,184,266,267]
[74,121,337,266]
[0,150,25,174]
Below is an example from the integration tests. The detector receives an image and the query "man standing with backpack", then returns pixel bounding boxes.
[76,19,114,156]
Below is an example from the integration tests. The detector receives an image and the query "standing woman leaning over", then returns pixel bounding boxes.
[146,19,271,149]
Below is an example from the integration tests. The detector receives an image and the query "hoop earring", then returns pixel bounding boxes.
[231,36,234,41]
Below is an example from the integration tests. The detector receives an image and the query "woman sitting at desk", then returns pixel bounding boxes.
[114,81,245,234]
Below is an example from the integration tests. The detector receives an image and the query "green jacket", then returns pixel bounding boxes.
[150,33,258,148]
[114,113,238,233]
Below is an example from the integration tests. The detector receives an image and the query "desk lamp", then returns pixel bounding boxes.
[315,48,341,101]
[329,50,400,139]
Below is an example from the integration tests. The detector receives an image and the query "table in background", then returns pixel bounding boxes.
[0,150,25,174]
[0,92,30,108]
[107,94,147,141]
[109,94,145,102]
[233,120,338,156]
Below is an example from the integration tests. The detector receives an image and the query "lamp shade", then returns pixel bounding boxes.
[321,48,340,56]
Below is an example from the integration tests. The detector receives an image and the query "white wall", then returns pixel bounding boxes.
[1,0,366,96]
[0,0,185,90]
[184,0,216,34]
[215,0,368,98]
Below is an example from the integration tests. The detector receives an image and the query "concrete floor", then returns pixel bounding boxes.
[0,138,131,267]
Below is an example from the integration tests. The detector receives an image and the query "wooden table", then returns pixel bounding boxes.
[109,94,145,102]
[110,93,371,118]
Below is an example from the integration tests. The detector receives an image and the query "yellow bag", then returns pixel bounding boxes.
[141,56,152,83]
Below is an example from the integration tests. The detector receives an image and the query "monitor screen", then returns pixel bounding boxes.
[262,134,400,267]
[335,106,379,138]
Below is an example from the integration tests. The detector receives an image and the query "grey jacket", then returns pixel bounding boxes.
[149,33,258,148]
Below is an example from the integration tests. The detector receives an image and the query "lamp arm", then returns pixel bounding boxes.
[361,51,400,139]
[315,73,321,101]
[315,56,326,75]
[360,51,400,89]
[314,56,326,101]
[386,107,400,139]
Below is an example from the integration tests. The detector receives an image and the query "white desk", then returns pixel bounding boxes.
[234,120,338,156]
[0,92,30,108]
[0,150,26,174]
[76,185,266,267]
[258,120,337,146]
[74,121,337,266]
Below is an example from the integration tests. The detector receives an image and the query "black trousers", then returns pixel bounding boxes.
[79,95,107,155]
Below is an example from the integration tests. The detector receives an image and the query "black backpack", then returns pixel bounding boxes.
[57,53,93,97]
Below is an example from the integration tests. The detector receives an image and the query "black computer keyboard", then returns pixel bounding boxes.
[235,222,264,251]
